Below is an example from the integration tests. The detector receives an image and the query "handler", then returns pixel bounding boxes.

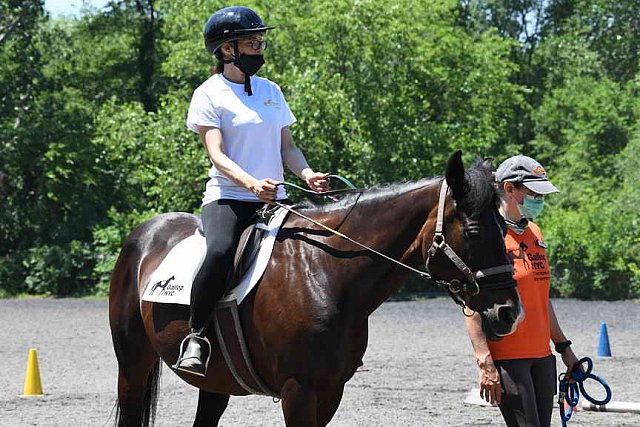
[174,6,329,377]
[464,155,579,426]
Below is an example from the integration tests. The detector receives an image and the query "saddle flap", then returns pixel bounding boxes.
[227,206,284,291]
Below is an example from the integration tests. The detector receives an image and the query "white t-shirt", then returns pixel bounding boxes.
[186,73,296,204]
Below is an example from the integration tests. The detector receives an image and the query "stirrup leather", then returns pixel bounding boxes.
[172,332,212,377]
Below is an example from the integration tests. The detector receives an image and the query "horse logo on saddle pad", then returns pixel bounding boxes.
[141,207,289,306]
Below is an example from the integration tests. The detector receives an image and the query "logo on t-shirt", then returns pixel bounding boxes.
[264,99,280,108]
[508,240,549,279]
[508,242,530,272]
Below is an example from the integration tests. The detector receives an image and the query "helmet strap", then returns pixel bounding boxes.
[244,74,252,95]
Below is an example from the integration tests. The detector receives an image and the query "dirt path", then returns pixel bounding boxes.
[1,298,638,426]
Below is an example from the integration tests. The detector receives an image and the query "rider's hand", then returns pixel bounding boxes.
[250,178,278,203]
[301,169,330,193]
[477,355,502,405]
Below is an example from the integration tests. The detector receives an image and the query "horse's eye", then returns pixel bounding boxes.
[466,228,481,238]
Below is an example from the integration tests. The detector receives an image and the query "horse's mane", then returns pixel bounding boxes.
[299,159,496,217]
[298,178,439,214]
[460,159,498,218]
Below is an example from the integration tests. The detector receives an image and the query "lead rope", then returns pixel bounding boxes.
[558,357,612,426]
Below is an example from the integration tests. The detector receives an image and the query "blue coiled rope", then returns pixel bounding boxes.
[558,357,612,427]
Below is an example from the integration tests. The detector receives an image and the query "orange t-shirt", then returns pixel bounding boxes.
[488,222,552,360]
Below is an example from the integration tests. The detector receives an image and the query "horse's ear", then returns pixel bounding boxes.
[445,150,466,197]
[482,157,495,179]
[482,157,494,171]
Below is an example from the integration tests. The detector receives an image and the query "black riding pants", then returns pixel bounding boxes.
[189,199,264,330]
[495,354,557,427]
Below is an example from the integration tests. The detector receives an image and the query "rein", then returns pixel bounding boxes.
[280,174,364,197]
[276,179,514,308]
[273,201,432,279]
[558,357,612,427]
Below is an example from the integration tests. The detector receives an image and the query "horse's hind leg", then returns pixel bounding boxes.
[110,278,161,426]
[193,390,230,427]
[111,310,161,427]
[115,359,160,426]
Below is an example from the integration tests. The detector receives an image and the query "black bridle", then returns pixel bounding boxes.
[425,180,515,308]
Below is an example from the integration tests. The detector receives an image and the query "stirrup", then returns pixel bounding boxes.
[172,332,212,377]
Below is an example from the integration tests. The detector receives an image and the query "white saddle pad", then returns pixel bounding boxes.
[141,207,288,306]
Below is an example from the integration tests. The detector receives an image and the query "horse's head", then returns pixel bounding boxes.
[421,151,523,340]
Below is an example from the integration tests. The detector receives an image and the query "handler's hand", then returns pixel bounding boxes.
[561,348,580,383]
[478,357,502,405]
[302,170,330,193]
[250,178,278,203]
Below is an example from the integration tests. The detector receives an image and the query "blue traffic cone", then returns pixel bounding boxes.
[597,322,612,358]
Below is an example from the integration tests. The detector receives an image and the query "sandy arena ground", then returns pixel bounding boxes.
[1,297,638,426]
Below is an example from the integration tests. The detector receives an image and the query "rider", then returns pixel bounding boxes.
[174,6,329,376]
[463,155,580,426]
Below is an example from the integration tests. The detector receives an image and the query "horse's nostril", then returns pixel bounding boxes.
[498,306,517,324]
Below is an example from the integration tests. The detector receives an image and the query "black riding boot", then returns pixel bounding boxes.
[172,327,211,377]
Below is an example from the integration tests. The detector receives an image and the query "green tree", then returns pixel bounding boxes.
[534,77,638,299]
[2,0,639,299]
[0,0,43,47]
[550,0,640,83]
[0,1,169,295]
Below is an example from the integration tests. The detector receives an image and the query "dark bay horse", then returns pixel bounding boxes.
[109,151,522,426]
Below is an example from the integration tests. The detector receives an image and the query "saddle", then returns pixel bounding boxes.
[209,204,286,398]
[226,204,281,293]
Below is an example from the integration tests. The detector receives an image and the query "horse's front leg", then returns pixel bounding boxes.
[193,389,230,427]
[317,385,345,427]
[280,378,318,427]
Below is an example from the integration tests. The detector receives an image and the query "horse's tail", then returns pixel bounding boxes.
[142,360,162,427]
[113,359,162,427]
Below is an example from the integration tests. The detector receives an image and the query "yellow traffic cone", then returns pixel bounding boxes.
[20,348,44,397]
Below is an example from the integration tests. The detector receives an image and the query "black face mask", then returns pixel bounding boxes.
[224,41,266,96]
[236,53,264,76]
[236,54,264,96]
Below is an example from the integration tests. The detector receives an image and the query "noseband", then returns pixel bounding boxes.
[425,180,515,308]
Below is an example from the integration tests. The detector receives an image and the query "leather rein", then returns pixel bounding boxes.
[274,179,514,309]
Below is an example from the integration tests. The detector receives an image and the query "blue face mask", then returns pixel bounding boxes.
[517,195,544,220]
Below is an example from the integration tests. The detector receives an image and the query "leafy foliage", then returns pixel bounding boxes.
[0,0,638,298]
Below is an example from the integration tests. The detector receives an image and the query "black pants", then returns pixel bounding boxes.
[495,354,557,427]
[189,199,265,330]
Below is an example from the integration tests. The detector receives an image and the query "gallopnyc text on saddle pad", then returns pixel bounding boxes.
[141,207,288,306]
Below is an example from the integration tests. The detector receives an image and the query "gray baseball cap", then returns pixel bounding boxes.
[495,155,559,194]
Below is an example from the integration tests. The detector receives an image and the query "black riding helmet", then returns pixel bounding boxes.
[204,6,275,58]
